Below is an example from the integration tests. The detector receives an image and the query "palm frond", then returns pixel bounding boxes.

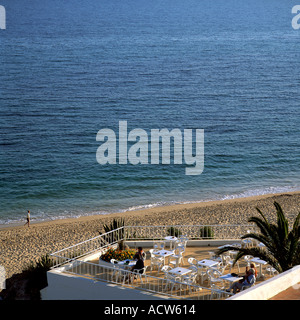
[216,202,299,274]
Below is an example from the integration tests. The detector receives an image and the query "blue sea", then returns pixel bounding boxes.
[0,0,299,225]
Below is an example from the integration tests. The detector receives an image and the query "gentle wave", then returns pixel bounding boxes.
[1,186,298,226]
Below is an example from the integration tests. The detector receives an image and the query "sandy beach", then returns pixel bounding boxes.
[0,191,299,279]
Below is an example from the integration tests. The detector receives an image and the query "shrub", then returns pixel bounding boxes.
[100,218,125,242]
[167,227,182,237]
[23,254,54,299]
[100,248,136,262]
[200,226,214,239]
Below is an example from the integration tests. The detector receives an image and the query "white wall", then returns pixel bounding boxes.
[228,265,300,300]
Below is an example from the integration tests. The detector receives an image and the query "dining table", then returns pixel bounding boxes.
[116,260,136,269]
[168,267,192,277]
[164,236,178,250]
[153,249,174,265]
[219,273,243,289]
[197,259,219,269]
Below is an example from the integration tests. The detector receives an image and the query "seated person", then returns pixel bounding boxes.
[133,247,146,261]
[227,268,256,294]
[130,253,145,274]
[246,263,258,278]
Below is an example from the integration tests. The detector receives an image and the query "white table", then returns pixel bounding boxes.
[198,259,219,269]
[168,267,192,278]
[153,249,174,265]
[116,260,136,269]
[164,236,178,250]
[220,273,243,289]
[251,257,267,278]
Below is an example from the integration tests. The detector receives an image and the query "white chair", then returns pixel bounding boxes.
[169,248,184,267]
[187,257,198,266]
[243,255,252,267]
[197,266,208,284]
[109,259,121,281]
[161,265,173,278]
[159,242,165,250]
[206,269,224,286]
[110,259,118,264]
[184,265,198,279]
[178,238,188,249]
[153,242,159,250]
[164,274,181,293]
[213,262,227,275]
[181,273,199,294]
[131,266,148,284]
[208,251,222,262]
[224,255,240,273]
[149,249,158,258]
[175,241,186,251]
[150,256,164,272]
[109,261,128,284]
[154,241,164,250]
[210,283,227,300]
[265,265,278,277]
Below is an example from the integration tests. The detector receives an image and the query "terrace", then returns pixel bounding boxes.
[43,224,299,300]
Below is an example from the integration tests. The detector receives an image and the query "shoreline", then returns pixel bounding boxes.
[0,191,299,279]
[1,190,300,231]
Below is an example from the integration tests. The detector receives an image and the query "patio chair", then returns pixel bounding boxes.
[153,241,164,250]
[188,265,199,275]
[153,242,159,250]
[213,262,227,275]
[149,249,158,258]
[110,259,118,264]
[161,265,173,278]
[187,257,198,266]
[208,251,222,262]
[243,255,252,267]
[224,255,240,273]
[150,256,164,272]
[197,266,208,284]
[131,266,148,284]
[177,238,188,249]
[210,283,228,300]
[206,269,224,286]
[109,259,121,281]
[113,267,129,284]
[169,248,184,267]
[265,265,278,277]
[181,273,199,294]
[164,274,182,293]
[179,234,188,240]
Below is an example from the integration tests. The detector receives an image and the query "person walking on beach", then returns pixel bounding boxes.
[24,210,30,227]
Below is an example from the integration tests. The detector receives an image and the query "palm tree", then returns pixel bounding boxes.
[216,201,300,273]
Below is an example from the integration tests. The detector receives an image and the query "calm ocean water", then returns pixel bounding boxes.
[0,0,299,225]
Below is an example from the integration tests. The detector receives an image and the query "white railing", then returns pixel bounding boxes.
[50,227,124,267]
[50,224,255,267]
[59,259,233,300]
